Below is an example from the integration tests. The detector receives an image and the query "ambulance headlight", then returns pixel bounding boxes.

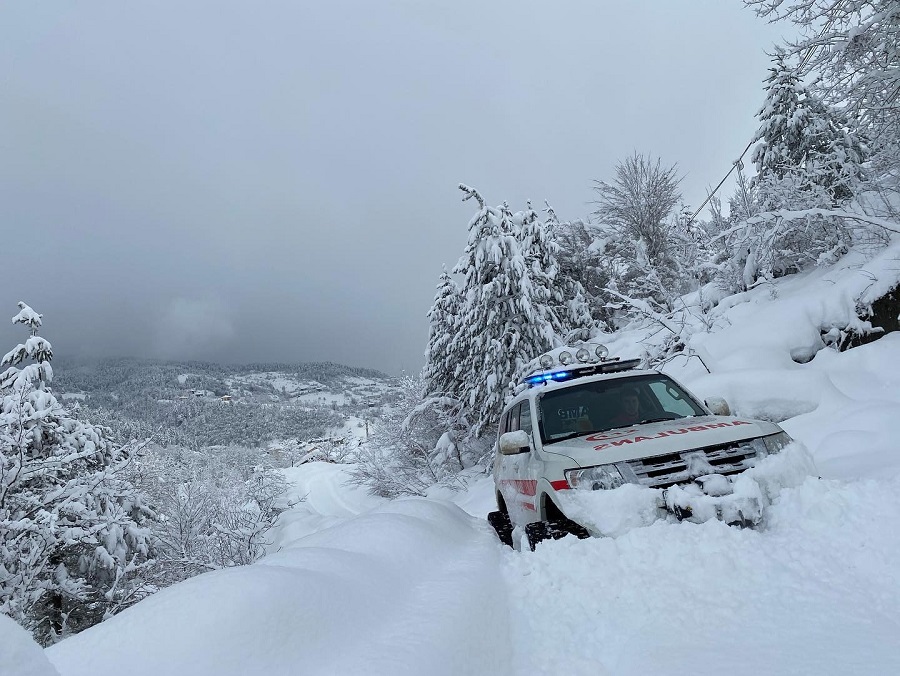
[595,344,609,360]
[763,431,792,455]
[559,351,574,365]
[575,348,591,362]
[565,465,625,491]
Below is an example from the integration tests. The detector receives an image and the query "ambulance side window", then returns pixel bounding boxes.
[508,404,521,432]
[519,401,533,434]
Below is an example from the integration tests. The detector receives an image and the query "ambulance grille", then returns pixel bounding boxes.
[621,441,761,489]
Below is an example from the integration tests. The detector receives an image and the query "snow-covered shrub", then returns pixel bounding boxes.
[131,443,287,585]
[0,303,153,644]
[350,373,485,498]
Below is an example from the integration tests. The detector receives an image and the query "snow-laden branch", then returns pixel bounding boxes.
[713,208,900,242]
[602,287,682,336]
[458,183,485,209]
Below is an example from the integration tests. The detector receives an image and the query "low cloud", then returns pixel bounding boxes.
[152,298,235,361]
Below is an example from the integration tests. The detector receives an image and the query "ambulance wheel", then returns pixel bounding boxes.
[487,510,514,548]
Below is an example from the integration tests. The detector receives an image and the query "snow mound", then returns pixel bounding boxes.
[270,462,387,548]
[505,472,900,675]
[558,444,817,537]
[47,500,513,676]
[0,615,59,676]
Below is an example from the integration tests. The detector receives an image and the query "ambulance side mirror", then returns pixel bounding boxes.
[499,430,530,455]
[705,397,731,416]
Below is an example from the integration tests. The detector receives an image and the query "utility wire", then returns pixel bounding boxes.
[685,140,754,227]
[685,5,843,227]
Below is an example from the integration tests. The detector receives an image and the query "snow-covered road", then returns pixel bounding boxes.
[505,474,900,675]
[45,495,513,676]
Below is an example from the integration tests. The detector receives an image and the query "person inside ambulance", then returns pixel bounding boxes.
[608,387,642,428]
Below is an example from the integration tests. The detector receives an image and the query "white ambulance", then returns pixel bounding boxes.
[488,345,793,549]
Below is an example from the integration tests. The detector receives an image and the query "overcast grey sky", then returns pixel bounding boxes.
[0,1,789,375]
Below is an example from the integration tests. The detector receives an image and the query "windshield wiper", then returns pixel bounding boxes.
[638,415,681,425]
[544,430,592,445]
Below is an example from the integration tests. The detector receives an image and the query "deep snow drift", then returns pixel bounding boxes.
[505,473,900,675]
[8,248,900,676]
[46,497,512,676]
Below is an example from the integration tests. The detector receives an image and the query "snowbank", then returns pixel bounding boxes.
[0,615,59,676]
[46,500,513,676]
[505,472,900,675]
[269,462,386,548]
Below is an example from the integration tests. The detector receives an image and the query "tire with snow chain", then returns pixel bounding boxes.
[487,510,514,548]
[525,519,589,551]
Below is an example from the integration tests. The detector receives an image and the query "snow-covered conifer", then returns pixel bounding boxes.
[517,201,594,346]
[753,52,865,204]
[449,186,553,437]
[0,303,153,643]
[730,53,866,279]
[542,204,600,339]
[422,266,461,399]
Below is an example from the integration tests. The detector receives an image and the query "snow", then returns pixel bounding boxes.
[58,392,86,401]
[0,615,59,676]
[47,499,512,676]
[782,334,900,480]
[269,462,386,547]
[504,473,900,675]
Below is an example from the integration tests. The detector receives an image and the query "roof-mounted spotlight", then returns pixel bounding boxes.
[539,354,555,369]
[575,348,591,363]
[595,344,609,360]
[559,350,574,365]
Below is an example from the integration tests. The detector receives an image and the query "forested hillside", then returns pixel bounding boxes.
[53,357,395,448]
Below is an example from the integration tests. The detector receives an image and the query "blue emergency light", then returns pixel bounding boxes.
[524,371,572,386]
[522,357,642,387]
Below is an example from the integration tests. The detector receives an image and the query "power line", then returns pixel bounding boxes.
[685,140,754,227]
[685,6,842,227]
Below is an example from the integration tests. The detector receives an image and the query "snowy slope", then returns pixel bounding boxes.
[1,615,60,676]
[47,498,512,676]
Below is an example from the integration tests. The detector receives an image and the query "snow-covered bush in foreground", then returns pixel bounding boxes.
[131,443,288,585]
[0,303,153,644]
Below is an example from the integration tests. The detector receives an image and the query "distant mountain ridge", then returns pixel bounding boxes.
[51,356,398,450]
[54,356,389,387]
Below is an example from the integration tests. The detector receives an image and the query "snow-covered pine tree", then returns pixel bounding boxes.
[449,185,553,438]
[752,51,865,204]
[745,1,899,142]
[0,303,153,644]
[541,202,597,340]
[739,53,866,278]
[515,201,594,349]
[422,266,461,399]
[745,2,900,232]
[551,212,617,330]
